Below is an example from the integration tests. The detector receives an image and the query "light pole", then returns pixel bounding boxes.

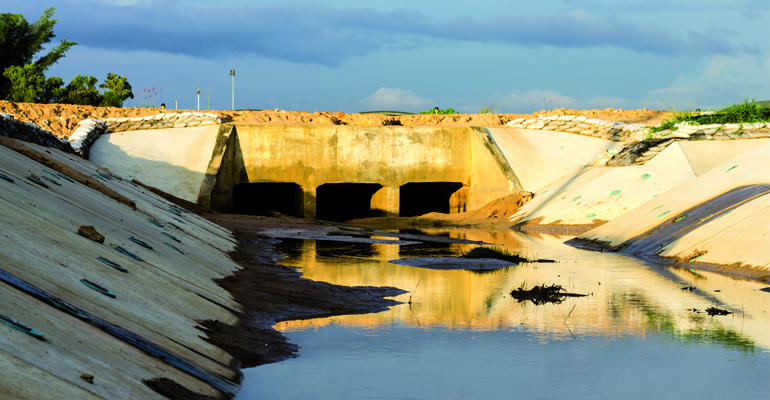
[197,89,200,111]
[230,69,235,111]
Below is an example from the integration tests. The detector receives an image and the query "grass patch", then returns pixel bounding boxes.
[647,98,770,133]
[420,107,458,115]
[461,246,527,263]
[479,103,499,114]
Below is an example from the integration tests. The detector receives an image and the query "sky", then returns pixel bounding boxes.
[3,0,769,113]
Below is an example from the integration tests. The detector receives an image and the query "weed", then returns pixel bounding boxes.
[420,107,457,115]
[647,97,770,132]
[461,246,526,263]
[479,102,499,114]
[135,87,163,108]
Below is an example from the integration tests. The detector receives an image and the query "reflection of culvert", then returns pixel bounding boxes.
[81,279,116,298]
[0,313,44,340]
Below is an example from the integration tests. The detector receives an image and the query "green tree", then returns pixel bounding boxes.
[60,75,101,106]
[0,7,76,99]
[99,73,134,107]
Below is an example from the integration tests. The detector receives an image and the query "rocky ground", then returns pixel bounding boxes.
[0,100,674,139]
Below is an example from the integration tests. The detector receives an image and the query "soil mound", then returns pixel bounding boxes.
[0,100,674,140]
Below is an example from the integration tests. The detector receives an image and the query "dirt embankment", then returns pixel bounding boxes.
[0,100,674,139]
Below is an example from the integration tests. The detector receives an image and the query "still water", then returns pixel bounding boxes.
[237,228,769,399]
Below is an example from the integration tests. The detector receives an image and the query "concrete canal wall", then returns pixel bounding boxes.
[91,124,521,221]
[0,133,242,398]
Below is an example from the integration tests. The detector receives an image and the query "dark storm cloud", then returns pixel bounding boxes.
[26,1,752,65]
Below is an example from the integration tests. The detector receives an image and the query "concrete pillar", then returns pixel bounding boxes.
[449,186,468,214]
[303,186,317,219]
[370,186,400,217]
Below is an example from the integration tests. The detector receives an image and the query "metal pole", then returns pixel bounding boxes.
[197,89,200,111]
[230,69,235,111]
[175,100,177,110]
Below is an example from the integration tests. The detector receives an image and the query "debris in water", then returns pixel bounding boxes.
[461,246,556,263]
[705,306,732,316]
[682,286,696,292]
[509,283,587,305]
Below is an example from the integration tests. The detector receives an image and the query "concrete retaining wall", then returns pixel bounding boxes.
[0,139,241,398]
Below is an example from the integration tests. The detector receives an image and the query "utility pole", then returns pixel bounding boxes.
[230,69,235,111]
[197,89,200,111]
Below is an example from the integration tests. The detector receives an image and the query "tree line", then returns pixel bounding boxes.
[0,7,134,107]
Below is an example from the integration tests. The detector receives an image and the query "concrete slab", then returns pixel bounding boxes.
[487,128,617,192]
[90,125,221,203]
[509,164,696,227]
[570,140,770,273]
[677,139,770,176]
[644,141,695,174]
[0,140,244,397]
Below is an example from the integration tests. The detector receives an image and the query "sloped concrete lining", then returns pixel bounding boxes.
[568,140,770,276]
[677,139,770,176]
[486,128,617,192]
[0,140,242,398]
[508,163,697,230]
[89,124,222,203]
[642,141,696,174]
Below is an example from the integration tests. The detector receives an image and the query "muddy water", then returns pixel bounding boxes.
[237,228,769,399]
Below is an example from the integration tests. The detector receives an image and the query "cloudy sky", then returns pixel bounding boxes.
[4,0,768,113]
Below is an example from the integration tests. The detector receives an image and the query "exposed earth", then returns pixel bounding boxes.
[0,100,675,139]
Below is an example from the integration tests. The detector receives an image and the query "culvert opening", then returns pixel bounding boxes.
[316,183,383,222]
[400,182,464,217]
[233,182,303,217]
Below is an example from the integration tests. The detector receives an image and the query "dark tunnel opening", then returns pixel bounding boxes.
[316,183,383,222]
[233,182,303,217]
[399,182,464,217]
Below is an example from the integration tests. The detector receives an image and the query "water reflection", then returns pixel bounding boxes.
[271,228,770,350]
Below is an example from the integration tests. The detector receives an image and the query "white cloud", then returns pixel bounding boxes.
[458,90,639,114]
[644,55,770,109]
[357,88,433,111]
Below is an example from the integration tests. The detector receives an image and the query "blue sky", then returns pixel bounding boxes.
[4,0,768,113]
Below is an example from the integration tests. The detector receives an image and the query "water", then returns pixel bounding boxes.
[237,227,770,399]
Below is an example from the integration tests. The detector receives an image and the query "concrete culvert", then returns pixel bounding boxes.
[399,182,464,217]
[316,183,383,221]
[233,182,303,217]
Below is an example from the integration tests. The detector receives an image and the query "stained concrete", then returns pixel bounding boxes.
[487,128,617,192]
[91,125,521,220]
[89,124,222,203]
[677,139,770,176]
[0,139,242,398]
[570,140,770,272]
